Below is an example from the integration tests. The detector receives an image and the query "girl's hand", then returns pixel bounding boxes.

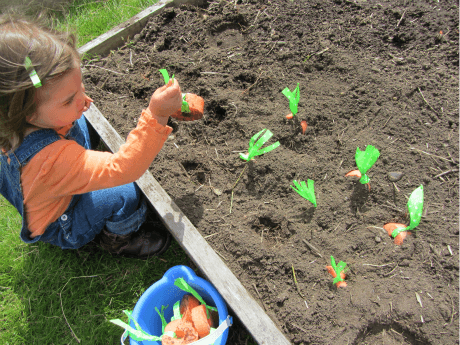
[83,93,93,112]
[148,79,182,120]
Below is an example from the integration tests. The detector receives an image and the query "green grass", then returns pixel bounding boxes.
[0,1,199,344]
[51,0,162,47]
[0,211,191,344]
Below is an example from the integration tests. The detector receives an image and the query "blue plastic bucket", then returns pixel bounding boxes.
[129,265,230,345]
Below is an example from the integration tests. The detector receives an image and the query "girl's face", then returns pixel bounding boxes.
[27,66,91,129]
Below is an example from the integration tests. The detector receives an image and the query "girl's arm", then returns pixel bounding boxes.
[22,109,172,198]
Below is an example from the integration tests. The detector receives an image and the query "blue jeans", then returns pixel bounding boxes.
[0,114,147,250]
[39,183,147,249]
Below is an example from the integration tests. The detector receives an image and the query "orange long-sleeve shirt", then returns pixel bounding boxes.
[21,110,172,238]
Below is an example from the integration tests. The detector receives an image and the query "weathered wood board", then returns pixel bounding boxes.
[79,1,291,344]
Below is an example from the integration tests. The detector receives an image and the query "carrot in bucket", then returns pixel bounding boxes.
[180,294,201,315]
[110,268,230,345]
[164,319,188,339]
[162,320,199,345]
[191,304,211,338]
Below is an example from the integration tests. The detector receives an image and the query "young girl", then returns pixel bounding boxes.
[0,15,183,259]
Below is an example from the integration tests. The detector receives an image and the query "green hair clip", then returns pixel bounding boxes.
[24,56,42,88]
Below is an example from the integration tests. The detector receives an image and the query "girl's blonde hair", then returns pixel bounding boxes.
[0,14,80,152]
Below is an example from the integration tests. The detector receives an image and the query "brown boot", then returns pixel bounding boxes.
[97,219,171,259]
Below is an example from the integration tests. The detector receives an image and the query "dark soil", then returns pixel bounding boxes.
[83,0,459,344]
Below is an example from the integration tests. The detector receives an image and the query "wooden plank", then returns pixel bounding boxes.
[77,0,173,57]
[84,105,291,345]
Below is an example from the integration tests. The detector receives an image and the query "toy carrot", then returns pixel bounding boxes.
[171,93,204,121]
[291,179,317,207]
[162,320,198,345]
[180,294,201,315]
[383,185,424,245]
[345,145,380,191]
[110,277,219,343]
[162,296,212,343]
[239,128,280,161]
[159,69,204,121]
[191,304,211,338]
[282,82,300,119]
[383,222,410,245]
[326,256,347,288]
[300,120,308,134]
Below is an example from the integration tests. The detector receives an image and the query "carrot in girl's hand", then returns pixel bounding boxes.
[158,69,204,121]
[384,222,410,245]
[191,305,211,339]
[171,93,204,121]
[300,120,308,134]
[286,113,294,120]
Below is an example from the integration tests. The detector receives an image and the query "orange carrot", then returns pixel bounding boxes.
[300,120,307,134]
[162,335,183,345]
[164,319,184,338]
[162,295,216,344]
[286,113,294,119]
[383,222,410,245]
[345,169,361,178]
[326,266,347,288]
[191,305,211,339]
[181,308,193,324]
[162,320,198,345]
[171,94,204,121]
[178,321,198,344]
[345,169,371,191]
[180,294,201,316]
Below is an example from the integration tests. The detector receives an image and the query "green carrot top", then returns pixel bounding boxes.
[355,145,380,184]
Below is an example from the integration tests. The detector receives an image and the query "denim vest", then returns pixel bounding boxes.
[0,124,84,244]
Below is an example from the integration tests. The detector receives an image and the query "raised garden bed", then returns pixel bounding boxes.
[82,0,459,344]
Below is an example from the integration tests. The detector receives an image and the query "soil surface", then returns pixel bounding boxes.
[83,0,459,344]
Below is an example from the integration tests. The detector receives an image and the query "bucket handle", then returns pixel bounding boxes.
[120,315,232,345]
